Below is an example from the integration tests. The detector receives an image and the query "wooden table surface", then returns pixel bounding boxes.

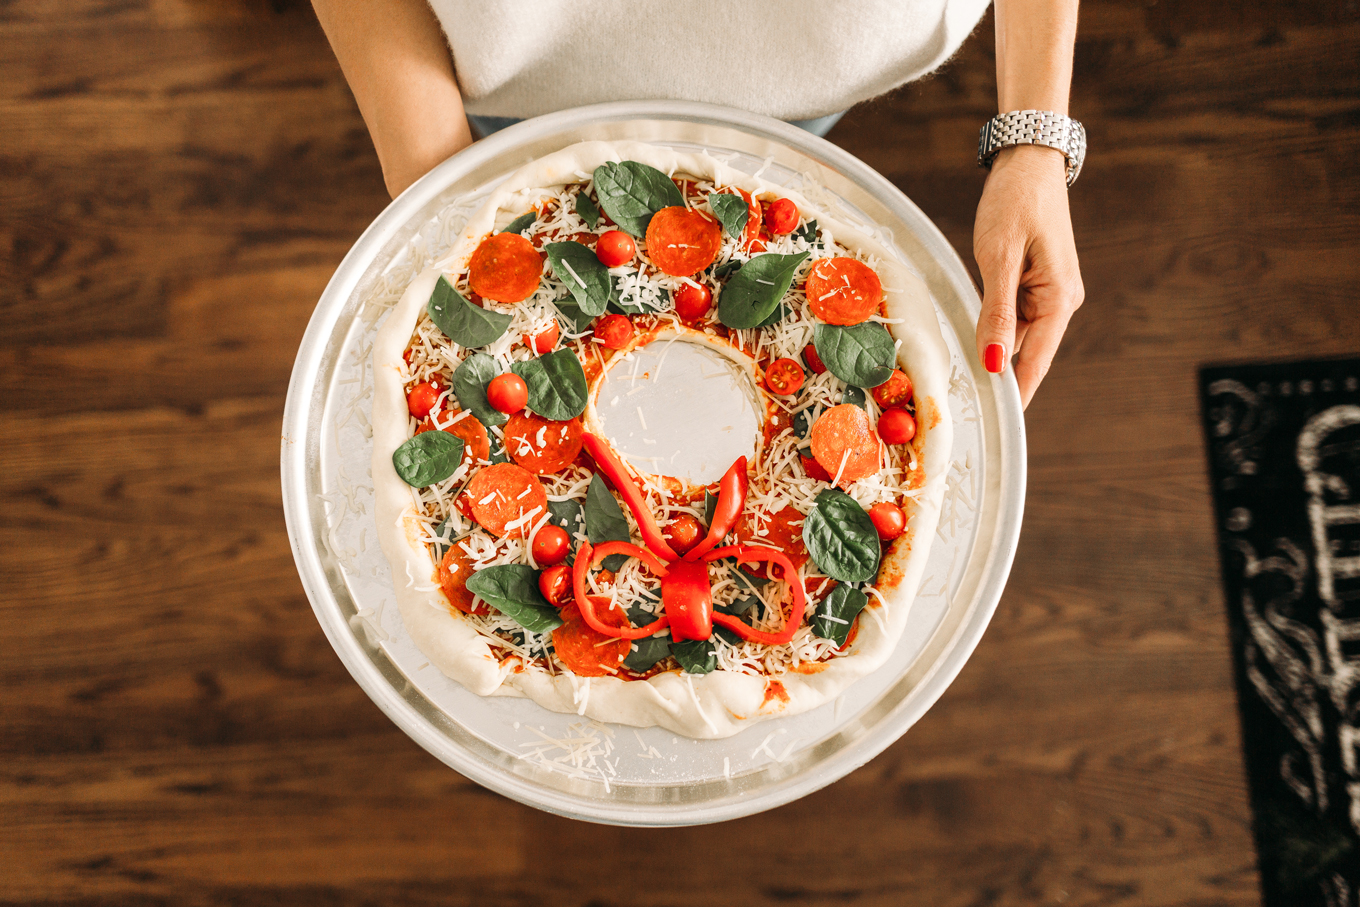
[3,1,1358,903]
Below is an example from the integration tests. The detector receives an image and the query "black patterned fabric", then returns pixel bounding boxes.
[1201,358,1360,906]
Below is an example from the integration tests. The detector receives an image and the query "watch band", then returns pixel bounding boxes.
[978,110,1087,188]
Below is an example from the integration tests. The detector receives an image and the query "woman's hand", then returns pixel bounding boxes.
[973,143,1084,408]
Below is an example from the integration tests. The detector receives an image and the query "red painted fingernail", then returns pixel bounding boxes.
[984,343,1006,374]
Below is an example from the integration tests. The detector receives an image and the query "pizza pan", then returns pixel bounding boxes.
[281,99,1025,826]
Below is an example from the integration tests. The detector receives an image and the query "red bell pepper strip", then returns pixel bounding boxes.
[581,432,678,561]
[570,539,671,640]
[684,456,748,562]
[702,544,806,645]
[661,559,713,641]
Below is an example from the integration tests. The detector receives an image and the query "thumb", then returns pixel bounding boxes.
[976,249,1023,375]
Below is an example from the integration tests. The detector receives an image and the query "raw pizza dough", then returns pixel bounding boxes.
[372,141,952,738]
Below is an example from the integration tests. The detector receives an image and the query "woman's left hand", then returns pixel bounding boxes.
[972,143,1084,409]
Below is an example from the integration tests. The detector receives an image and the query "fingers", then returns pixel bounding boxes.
[1013,309,1073,409]
[975,248,1024,377]
[1013,318,1032,356]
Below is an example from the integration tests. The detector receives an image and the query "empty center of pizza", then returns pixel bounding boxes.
[592,333,763,486]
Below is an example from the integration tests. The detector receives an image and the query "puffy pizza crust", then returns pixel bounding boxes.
[371,141,953,738]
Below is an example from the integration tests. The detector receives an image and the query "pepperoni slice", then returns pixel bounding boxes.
[551,598,631,677]
[872,369,914,408]
[464,463,548,538]
[415,411,491,467]
[736,505,810,573]
[810,403,880,488]
[644,206,723,277]
[437,545,490,616]
[804,258,883,326]
[467,232,543,303]
[503,412,583,475]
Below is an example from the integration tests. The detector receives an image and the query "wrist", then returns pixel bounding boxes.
[989,144,1068,180]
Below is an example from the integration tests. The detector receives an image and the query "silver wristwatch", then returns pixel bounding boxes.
[978,110,1087,188]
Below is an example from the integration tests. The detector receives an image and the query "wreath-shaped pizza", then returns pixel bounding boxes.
[372,141,952,738]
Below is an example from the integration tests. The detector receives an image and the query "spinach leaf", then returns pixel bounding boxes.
[392,431,465,487]
[547,498,584,566]
[608,298,646,316]
[717,252,809,330]
[502,211,536,235]
[625,634,672,673]
[793,409,812,439]
[812,582,869,646]
[711,259,743,279]
[488,437,510,464]
[713,597,759,645]
[592,160,684,237]
[553,296,594,333]
[623,597,670,672]
[584,473,631,571]
[575,192,600,229]
[547,498,584,537]
[465,564,563,634]
[707,192,749,239]
[427,276,511,349]
[720,595,760,617]
[792,218,820,247]
[842,385,868,410]
[452,352,508,428]
[802,489,882,582]
[812,322,897,389]
[546,241,612,317]
[670,638,717,675]
[511,348,588,420]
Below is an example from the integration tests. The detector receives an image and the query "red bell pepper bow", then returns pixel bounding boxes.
[568,433,808,648]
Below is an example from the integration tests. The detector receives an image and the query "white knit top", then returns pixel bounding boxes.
[428,0,992,120]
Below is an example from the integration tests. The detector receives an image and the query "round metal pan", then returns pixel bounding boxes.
[281,100,1025,826]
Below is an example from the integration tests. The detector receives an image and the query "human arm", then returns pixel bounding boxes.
[312,0,473,198]
[973,0,1084,408]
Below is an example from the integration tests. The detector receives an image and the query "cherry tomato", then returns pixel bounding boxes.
[523,319,559,354]
[594,313,634,350]
[877,407,917,444]
[800,454,830,482]
[672,282,713,320]
[764,358,805,396]
[764,197,799,235]
[531,524,571,566]
[596,230,636,267]
[872,369,913,407]
[662,513,704,555]
[406,381,441,419]
[869,502,906,540]
[802,344,827,375]
[538,563,573,607]
[486,373,528,414]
